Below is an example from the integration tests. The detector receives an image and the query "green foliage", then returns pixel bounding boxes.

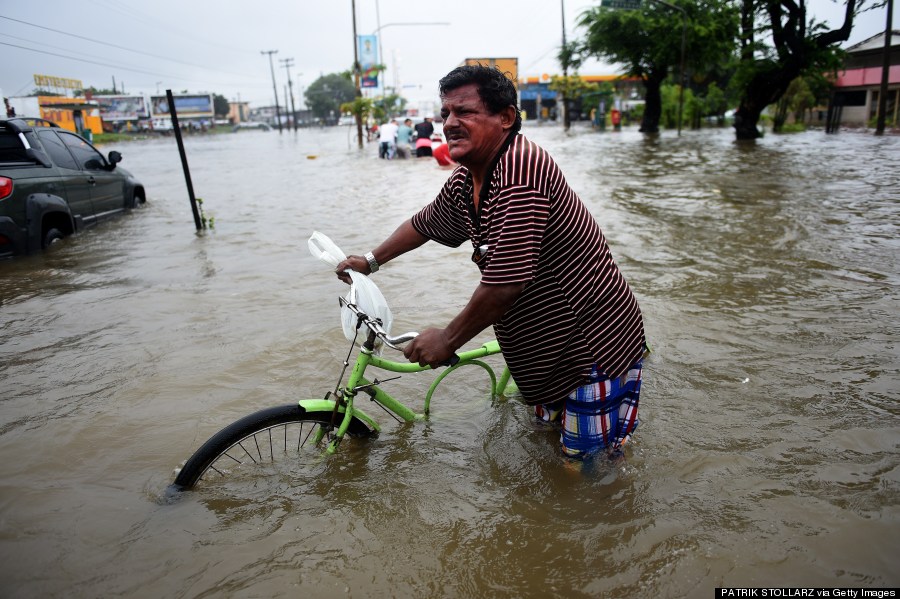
[195,197,214,230]
[213,94,229,117]
[779,123,807,133]
[731,0,862,138]
[371,93,407,122]
[340,97,374,124]
[306,73,357,122]
[549,75,600,103]
[660,84,692,129]
[704,82,728,116]
[577,0,739,132]
[74,87,118,97]
[557,41,584,72]
[578,1,738,81]
[629,102,646,122]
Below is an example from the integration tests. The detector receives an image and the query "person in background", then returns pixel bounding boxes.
[395,118,414,159]
[414,116,434,158]
[378,118,398,160]
[336,65,647,461]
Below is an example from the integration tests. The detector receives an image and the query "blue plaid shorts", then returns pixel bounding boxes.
[534,360,643,458]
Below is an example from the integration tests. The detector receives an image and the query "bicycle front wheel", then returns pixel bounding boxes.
[172,403,375,490]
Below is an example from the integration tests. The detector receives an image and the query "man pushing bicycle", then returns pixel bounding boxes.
[337,65,647,460]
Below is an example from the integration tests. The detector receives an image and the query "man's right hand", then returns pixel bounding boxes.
[335,255,370,284]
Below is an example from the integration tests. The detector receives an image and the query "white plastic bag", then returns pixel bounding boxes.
[307,231,393,344]
[308,230,346,267]
[343,270,393,344]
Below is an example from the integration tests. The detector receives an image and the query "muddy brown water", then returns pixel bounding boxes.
[1,124,898,597]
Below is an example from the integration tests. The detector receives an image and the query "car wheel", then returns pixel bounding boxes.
[132,191,145,209]
[42,228,64,249]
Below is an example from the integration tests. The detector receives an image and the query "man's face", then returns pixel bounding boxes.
[440,83,509,168]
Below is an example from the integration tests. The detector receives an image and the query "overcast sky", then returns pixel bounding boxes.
[1,0,896,111]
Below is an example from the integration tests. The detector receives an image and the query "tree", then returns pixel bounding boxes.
[213,94,229,118]
[732,0,860,140]
[578,0,738,133]
[705,81,730,125]
[74,87,118,97]
[305,73,357,123]
[371,92,407,123]
[340,97,374,128]
[548,74,600,125]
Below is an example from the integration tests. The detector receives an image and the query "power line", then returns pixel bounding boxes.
[0,40,191,80]
[0,14,259,80]
[0,31,164,74]
[0,41,270,89]
[83,0,259,56]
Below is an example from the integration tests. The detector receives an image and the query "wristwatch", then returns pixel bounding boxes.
[364,251,380,273]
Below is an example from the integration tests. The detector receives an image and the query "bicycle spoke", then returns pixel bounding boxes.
[174,406,376,490]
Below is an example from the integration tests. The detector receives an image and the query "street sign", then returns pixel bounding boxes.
[601,0,642,8]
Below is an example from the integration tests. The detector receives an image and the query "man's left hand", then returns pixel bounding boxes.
[404,328,454,369]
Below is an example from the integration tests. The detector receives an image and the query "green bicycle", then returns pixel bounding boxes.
[171,286,513,490]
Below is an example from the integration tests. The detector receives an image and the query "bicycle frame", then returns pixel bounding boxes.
[304,303,511,455]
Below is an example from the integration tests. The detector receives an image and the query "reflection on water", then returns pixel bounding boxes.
[1,125,898,596]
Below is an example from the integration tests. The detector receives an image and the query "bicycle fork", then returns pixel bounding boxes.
[321,335,381,455]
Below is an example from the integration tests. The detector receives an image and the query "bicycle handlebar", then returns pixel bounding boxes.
[338,297,460,366]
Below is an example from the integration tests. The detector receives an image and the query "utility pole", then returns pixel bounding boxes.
[351,0,364,149]
[875,0,894,136]
[261,49,283,133]
[561,0,571,131]
[280,57,299,132]
[375,0,384,95]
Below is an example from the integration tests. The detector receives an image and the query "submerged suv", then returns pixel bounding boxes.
[0,118,145,257]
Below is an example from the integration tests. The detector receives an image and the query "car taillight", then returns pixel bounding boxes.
[0,177,11,200]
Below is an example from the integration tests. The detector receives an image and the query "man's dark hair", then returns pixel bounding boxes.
[439,65,522,133]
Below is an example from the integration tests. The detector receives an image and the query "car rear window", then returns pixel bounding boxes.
[0,128,33,163]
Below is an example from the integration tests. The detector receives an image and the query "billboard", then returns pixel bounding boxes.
[96,95,149,121]
[150,94,214,118]
[33,74,83,91]
[358,35,379,88]
[463,58,519,89]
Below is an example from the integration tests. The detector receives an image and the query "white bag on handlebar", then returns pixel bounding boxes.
[307,231,393,344]
[308,230,347,267]
[344,270,393,345]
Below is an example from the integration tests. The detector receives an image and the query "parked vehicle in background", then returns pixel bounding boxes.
[0,118,146,258]
[232,122,272,132]
[151,118,173,132]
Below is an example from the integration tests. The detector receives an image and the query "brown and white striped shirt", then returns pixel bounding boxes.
[411,134,645,406]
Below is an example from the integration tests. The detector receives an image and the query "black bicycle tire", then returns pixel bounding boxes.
[172,403,374,490]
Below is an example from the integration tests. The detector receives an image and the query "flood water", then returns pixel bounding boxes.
[1,123,898,597]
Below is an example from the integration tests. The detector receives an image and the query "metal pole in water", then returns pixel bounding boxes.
[166,89,203,231]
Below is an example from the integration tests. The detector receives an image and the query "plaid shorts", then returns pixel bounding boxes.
[534,360,643,458]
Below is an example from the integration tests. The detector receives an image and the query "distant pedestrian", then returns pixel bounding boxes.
[379,119,399,159]
[395,118,414,159]
[414,116,434,157]
[4,98,15,118]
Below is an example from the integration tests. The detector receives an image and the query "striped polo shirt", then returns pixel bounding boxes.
[411,134,645,406]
